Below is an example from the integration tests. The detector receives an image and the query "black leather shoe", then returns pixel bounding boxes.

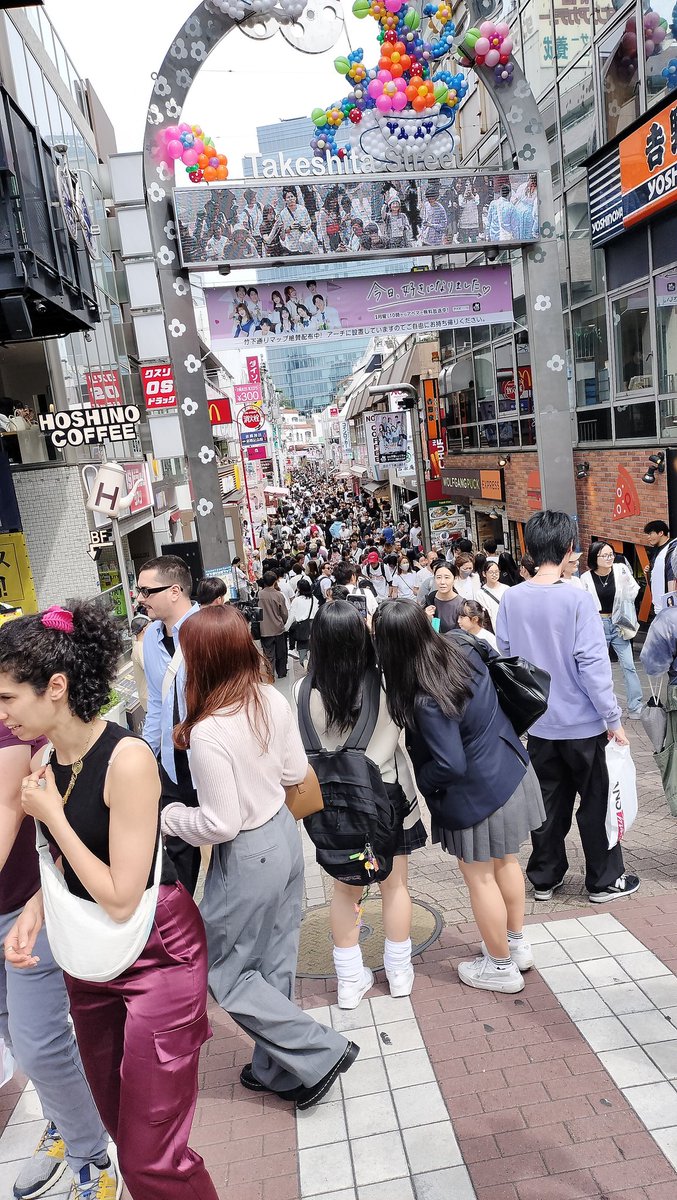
[239,1063,300,1101]
[294,1041,360,1111]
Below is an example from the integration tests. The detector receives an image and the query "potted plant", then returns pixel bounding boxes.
[100,689,127,728]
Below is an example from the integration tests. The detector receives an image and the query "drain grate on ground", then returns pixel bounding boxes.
[296,897,443,979]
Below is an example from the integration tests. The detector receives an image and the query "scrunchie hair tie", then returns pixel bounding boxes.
[41,606,74,633]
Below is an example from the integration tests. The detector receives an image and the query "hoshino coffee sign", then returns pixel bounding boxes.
[39,405,140,448]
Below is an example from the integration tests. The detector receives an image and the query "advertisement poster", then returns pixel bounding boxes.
[365,410,408,467]
[206,265,512,351]
[85,370,123,407]
[175,172,538,270]
[140,365,177,411]
[428,501,467,539]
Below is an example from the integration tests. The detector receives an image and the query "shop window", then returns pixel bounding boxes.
[479,422,498,447]
[566,184,605,303]
[643,0,677,106]
[520,417,537,445]
[595,0,630,33]
[573,299,610,405]
[654,211,677,270]
[656,270,677,393]
[559,55,596,182]
[498,421,520,446]
[446,426,463,452]
[598,19,642,140]
[555,5,592,71]
[521,0,557,99]
[614,400,657,438]
[606,224,649,290]
[577,406,613,440]
[612,289,653,392]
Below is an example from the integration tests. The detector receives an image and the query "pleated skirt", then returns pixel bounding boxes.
[433,763,545,863]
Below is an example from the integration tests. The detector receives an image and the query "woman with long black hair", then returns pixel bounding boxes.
[372,601,544,994]
[300,602,426,1007]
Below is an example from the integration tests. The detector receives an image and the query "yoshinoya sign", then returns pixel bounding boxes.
[440,466,505,501]
[207,266,513,350]
[588,93,677,247]
[174,173,539,271]
[39,405,140,448]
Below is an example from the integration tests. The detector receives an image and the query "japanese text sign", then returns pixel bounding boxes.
[85,370,122,407]
[140,365,177,411]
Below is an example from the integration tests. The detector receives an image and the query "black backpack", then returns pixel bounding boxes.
[297,669,403,885]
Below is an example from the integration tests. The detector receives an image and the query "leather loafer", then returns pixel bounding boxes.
[294,1041,360,1111]
[239,1063,300,1101]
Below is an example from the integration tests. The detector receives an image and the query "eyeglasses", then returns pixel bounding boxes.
[597,554,614,561]
[136,584,176,598]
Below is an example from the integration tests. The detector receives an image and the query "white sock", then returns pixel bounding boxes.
[333,943,364,984]
[508,930,524,942]
[384,937,412,975]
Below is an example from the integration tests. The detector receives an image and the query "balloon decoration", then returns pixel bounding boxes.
[310,0,476,161]
[154,124,228,184]
[663,57,677,87]
[468,21,514,68]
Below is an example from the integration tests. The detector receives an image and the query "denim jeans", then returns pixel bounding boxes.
[602,616,643,714]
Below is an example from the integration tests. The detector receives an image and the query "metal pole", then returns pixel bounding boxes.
[411,394,432,551]
[111,517,134,630]
[237,413,256,540]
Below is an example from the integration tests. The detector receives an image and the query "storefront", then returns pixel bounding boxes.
[439,463,508,550]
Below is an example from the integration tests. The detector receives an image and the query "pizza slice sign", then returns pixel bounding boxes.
[612,465,641,522]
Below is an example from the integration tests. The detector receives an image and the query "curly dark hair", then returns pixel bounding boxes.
[0,602,123,721]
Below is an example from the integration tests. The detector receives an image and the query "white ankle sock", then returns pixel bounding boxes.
[508,930,524,942]
[333,943,364,984]
[384,937,412,975]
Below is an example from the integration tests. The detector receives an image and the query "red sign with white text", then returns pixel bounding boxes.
[246,356,261,385]
[234,382,262,407]
[247,445,267,460]
[122,462,152,514]
[140,364,177,411]
[241,406,264,430]
[209,397,233,425]
[86,370,122,407]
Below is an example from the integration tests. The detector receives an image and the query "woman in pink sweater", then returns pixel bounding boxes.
[162,606,358,1110]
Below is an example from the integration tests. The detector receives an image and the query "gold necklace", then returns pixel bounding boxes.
[58,723,99,807]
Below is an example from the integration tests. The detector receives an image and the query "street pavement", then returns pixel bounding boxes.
[3,660,677,1198]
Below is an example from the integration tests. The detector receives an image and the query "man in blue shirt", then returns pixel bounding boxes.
[138,555,201,893]
[496,512,639,905]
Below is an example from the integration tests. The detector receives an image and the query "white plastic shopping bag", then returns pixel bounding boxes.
[605,740,638,849]
[0,1037,15,1088]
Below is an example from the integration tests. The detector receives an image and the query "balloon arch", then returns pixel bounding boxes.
[143,0,575,569]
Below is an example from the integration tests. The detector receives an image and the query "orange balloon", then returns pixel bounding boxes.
[203,166,217,181]
[218,154,228,164]
[216,165,228,180]
[399,54,411,70]
[380,41,392,55]
[390,62,403,76]
[395,41,406,53]
[197,154,209,169]
[379,56,390,69]
[425,92,435,107]
[405,83,418,101]
[412,95,426,111]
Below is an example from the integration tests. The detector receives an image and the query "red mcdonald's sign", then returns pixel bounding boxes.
[209,398,232,425]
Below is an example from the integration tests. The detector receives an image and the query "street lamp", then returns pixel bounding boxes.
[368,383,431,550]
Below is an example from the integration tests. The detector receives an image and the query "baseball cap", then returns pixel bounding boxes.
[367,551,380,565]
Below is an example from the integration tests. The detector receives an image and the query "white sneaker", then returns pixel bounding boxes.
[458,955,525,993]
[337,967,374,1009]
[386,965,415,997]
[480,938,534,972]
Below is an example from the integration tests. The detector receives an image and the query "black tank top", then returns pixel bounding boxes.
[48,723,177,902]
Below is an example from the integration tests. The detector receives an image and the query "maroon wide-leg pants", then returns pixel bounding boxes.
[66,882,218,1200]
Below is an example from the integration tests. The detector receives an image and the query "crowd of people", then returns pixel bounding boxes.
[0,462,665,1198]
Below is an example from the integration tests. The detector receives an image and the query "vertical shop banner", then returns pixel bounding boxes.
[423,377,440,440]
[122,462,153,515]
[365,411,409,468]
[85,370,123,407]
[246,356,261,384]
[428,438,444,480]
[140,365,178,411]
[207,265,513,351]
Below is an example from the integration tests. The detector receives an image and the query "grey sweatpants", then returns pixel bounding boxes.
[0,909,108,1172]
[201,804,347,1092]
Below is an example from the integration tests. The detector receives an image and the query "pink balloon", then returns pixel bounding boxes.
[179,122,192,133]
[495,21,510,36]
[394,77,407,90]
[193,139,205,155]
[392,91,408,110]
[645,37,655,53]
[377,69,392,81]
[376,93,393,111]
[167,139,184,160]
[655,26,667,42]
[485,47,500,66]
[182,149,199,166]
[622,32,637,52]
[165,126,180,140]
[385,0,403,10]
[474,36,490,54]
[479,21,495,36]
[368,78,384,97]
[501,37,513,53]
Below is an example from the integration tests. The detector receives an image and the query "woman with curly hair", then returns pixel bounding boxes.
[0,604,217,1200]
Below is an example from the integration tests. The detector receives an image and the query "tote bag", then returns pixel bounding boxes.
[605,741,638,849]
[36,824,162,983]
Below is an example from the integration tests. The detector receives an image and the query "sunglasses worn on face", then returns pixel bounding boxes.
[136,584,177,598]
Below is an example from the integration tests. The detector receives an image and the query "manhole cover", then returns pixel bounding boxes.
[297,897,442,979]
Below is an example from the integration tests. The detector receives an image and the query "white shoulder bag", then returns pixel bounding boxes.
[35,741,163,983]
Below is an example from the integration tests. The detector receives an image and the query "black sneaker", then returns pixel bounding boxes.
[294,1041,360,1111]
[589,873,640,903]
[239,1063,299,1100]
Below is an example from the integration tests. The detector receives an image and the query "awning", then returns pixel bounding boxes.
[351,464,369,477]
[362,480,390,496]
[439,357,473,396]
[264,486,290,496]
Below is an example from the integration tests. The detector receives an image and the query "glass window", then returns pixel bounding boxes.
[559,54,596,181]
[542,92,561,192]
[612,289,653,392]
[598,19,642,140]
[495,342,517,415]
[520,417,537,444]
[554,1,592,69]
[6,22,34,122]
[656,270,677,393]
[606,223,649,289]
[643,0,677,107]
[566,182,605,302]
[479,422,498,447]
[614,400,657,438]
[572,299,610,405]
[43,80,63,147]
[38,10,57,67]
[25,51,50,142]
[654,210,677,269]
[510,16,524,69]
[577,406,613,440]
[521,0,557,98]
[474,350,495,423]
[53,36,70,89]
[594,0,627,32]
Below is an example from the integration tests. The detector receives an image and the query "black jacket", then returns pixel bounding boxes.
[406,646,528,831]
